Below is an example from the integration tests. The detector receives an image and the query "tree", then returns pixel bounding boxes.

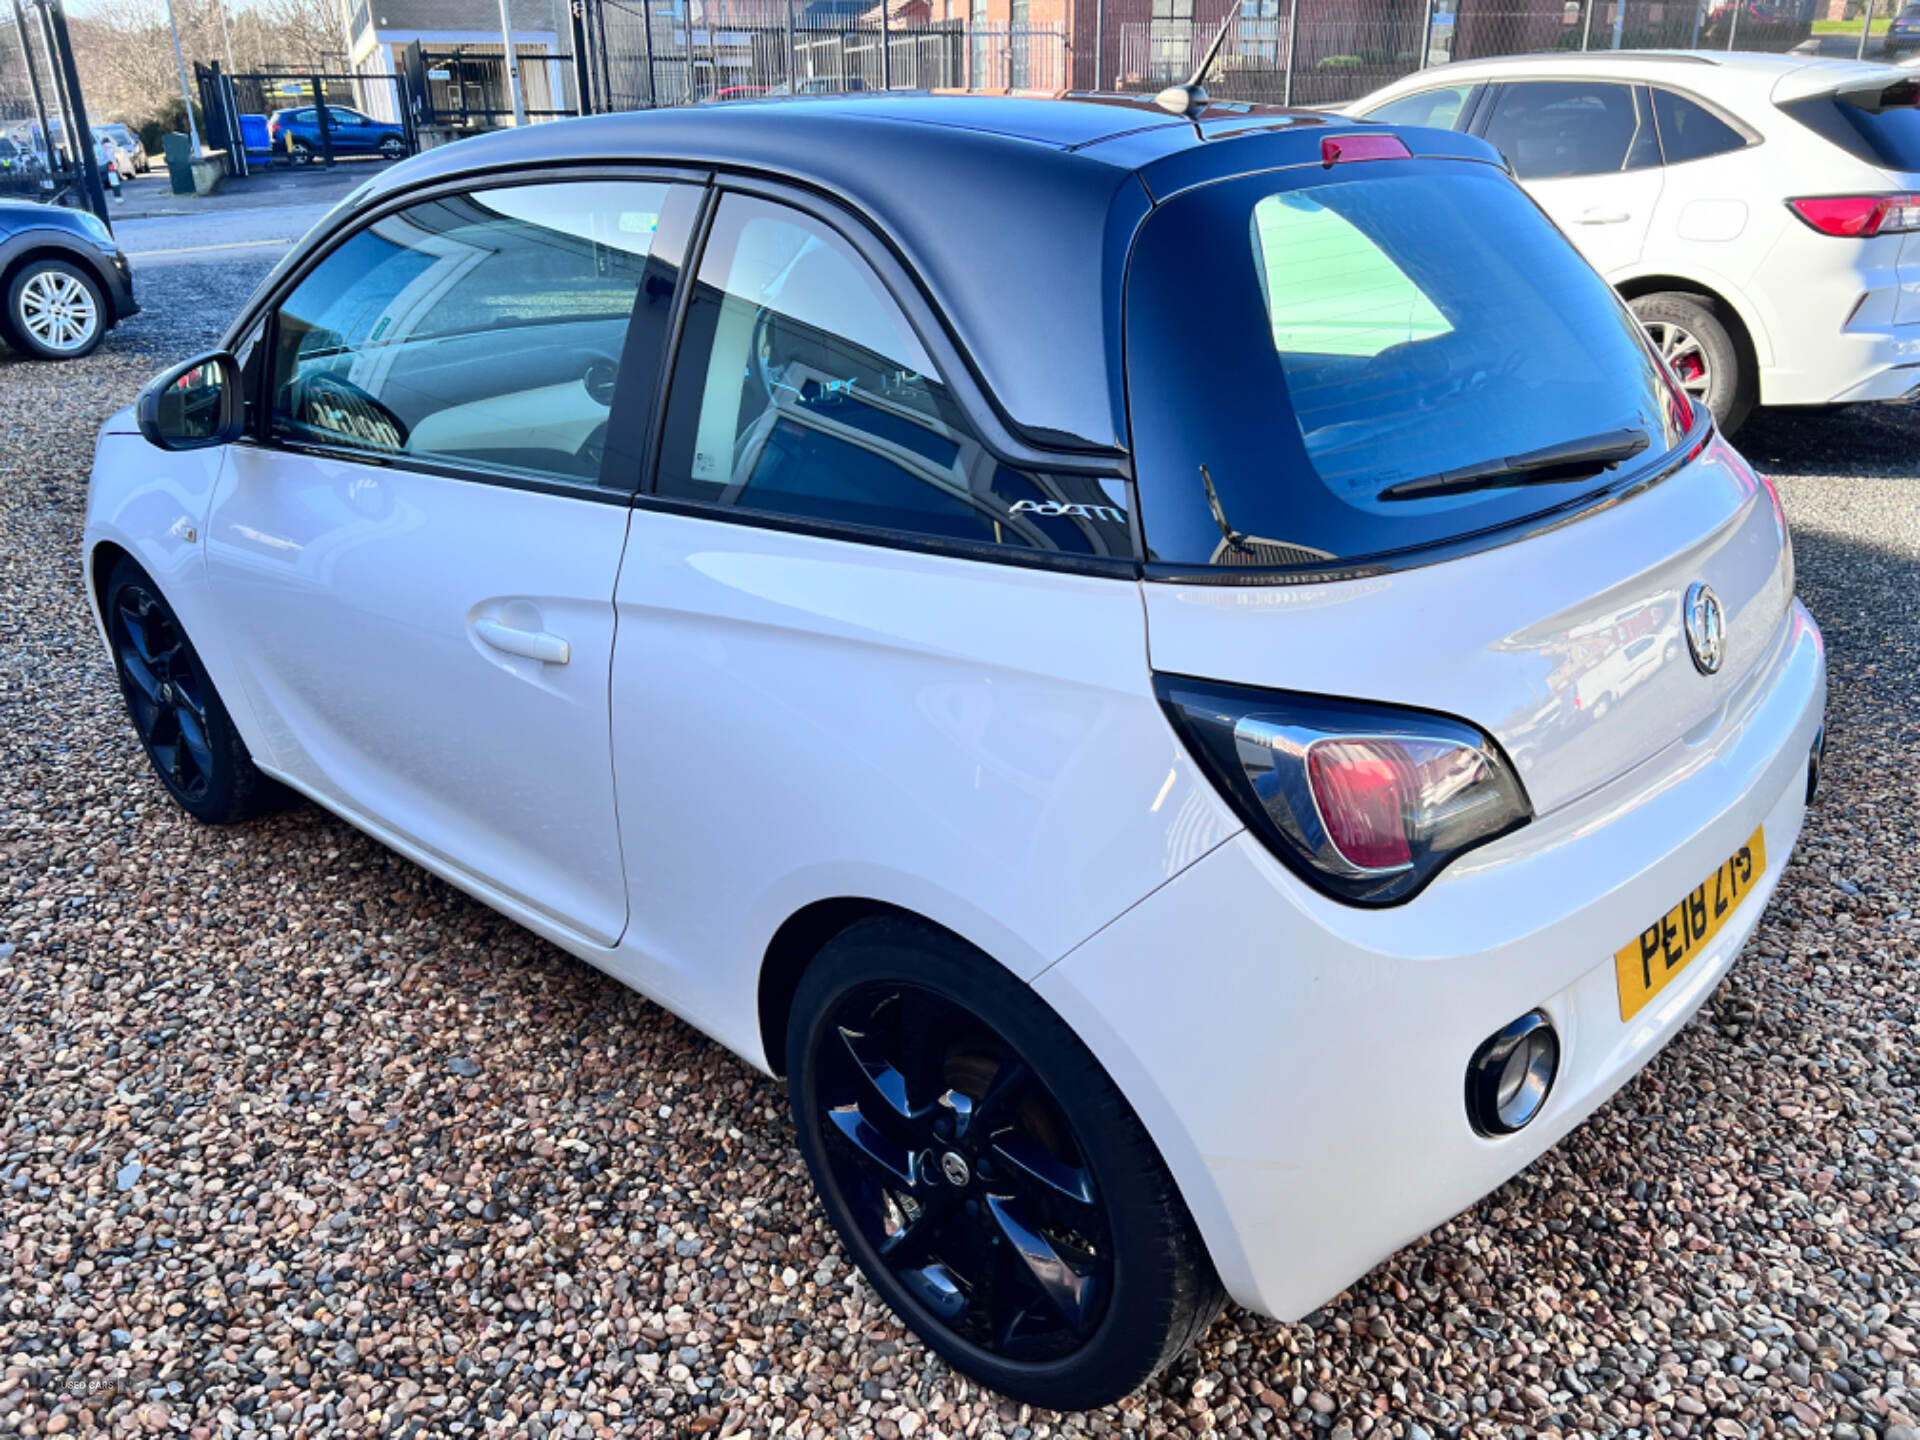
[63,0,349,132]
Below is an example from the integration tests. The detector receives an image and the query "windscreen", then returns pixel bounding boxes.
[1779,80,1920,172]
[1124,161,1690,570]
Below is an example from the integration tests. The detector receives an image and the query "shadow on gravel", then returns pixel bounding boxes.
[1738,401,1920,479]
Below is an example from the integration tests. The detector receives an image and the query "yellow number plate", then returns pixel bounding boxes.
[1615,827,1767,1022]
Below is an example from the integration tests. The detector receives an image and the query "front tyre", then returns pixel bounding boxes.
[1630,291,1753,437]
[105,557,287,824]
[378,135,407,160]
[5,258,105,360]
[786,917,1224,1411]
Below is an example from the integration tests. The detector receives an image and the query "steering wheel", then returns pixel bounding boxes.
[289,371,409,452]
[750,303,791,414]
[576,421,609,478]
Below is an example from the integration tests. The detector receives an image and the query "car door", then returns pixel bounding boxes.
[606,189,1227,1037]
[1477,79,1664,277]
[205,176,701,946]
[325,108,368,153]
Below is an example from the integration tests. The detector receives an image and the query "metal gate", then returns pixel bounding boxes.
[410,42,584,130]
[196,61,417,177]
[0,0,110,224]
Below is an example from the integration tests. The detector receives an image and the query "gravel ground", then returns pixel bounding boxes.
[2,262,1918,1440]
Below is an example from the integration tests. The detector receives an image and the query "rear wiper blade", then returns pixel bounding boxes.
[1377,428,1651,502]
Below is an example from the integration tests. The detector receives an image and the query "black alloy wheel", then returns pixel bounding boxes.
[788,918,1223,1411]
[105,557,285,823]
[814,981,1112,1359]
[112,577,216,805]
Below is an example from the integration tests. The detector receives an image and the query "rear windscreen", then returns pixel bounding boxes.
[1779,81,1920,171]
[1124,162,1689,571]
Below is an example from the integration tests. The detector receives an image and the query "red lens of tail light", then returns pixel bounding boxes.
[1307,740,1416,871]
[1788,194,1920,238]
[1154,676,1534,906]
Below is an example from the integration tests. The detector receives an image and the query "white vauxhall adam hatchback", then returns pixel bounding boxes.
[83,96,1828,1410]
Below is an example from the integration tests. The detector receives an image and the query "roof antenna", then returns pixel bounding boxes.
[1154,9,1236,119]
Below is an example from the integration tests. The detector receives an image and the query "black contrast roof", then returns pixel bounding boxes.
[338,96,1499,454]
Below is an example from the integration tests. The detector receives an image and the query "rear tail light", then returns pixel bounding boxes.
[1787,194,1920,237]
[1660,368,1695,435]
[1155,676,1532,906]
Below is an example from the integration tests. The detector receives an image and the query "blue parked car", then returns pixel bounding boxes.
[1886,2,1920,55]
[266,106,408,162]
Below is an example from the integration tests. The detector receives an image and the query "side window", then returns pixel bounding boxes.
[1363,84,1478,131]
[654,194,1135,560]
[1651,89,1748,165]
[1483,81,1656,180]
[267,179,678,488]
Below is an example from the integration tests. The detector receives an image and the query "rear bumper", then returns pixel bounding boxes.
[1828,360,1920,403]
[1754,226,1920,406]
[1036,601,1825,1320]
[1761,312,1920,405]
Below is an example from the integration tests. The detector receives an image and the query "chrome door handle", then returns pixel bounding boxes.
[475,618,570,665]
[1577,209,1632,224]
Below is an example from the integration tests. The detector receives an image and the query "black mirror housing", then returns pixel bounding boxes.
[136,351,244,451]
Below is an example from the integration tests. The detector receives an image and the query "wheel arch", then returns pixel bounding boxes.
[87,537,134,639]
[0,238,120,325]
[757,896,948,1076]
[1614,272,1764,387]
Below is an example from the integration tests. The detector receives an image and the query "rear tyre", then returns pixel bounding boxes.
[4,258,105,360]
[1630,291,1752,437]
[786,916,1225,1411]
[290,138,314,165]
[104,556,288,824]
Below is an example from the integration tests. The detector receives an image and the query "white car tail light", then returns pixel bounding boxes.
[1787,193,1920,237]
[1156,676,1532,905]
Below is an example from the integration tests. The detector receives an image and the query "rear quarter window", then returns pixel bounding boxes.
[1651,89,1750,164]
[1780,80,1920,171]
[1360,85,1478,131]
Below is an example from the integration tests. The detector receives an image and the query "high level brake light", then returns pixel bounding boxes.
[1787,194,1920,238]
[1321,134,1412,168]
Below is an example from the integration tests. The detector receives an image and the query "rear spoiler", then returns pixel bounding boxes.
[1837,76,1920,114]
[1773,63,1918,112]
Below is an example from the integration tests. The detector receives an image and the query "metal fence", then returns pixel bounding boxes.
[569,0,1825,118]
[1091,0,1823,106]
[582,0,1071,109]
[0,0,109,220]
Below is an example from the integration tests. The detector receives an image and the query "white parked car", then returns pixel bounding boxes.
[1349,53,1920,434]
[93,126,138,180]
[82,98,1828,1409]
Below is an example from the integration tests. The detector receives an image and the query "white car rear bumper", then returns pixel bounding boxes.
[1757,227,1920,406]
[1035,603,1826,1321]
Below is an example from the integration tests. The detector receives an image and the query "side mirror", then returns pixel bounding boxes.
[136,351,244,451]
